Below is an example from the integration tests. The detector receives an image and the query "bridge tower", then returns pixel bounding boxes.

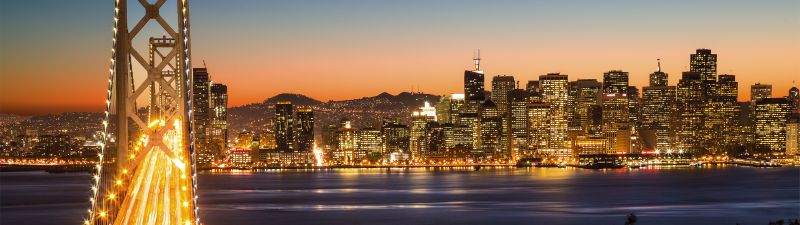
[85,0,198,224]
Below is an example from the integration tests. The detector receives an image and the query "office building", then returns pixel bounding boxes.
[192,68,212,165]
[751,83,772,103]
[676,72,706,154]
[540,73,570,151]
[295,108,314,152]
[690,49,717,82]
[275,101,294,151]
[754,98,792,155]
[209,83,228,162]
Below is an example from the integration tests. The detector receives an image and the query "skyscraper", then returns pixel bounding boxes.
[526,80,542,102]
[410,108,436,160]
[356,128,382,162]
[192,68,212,165]
[627,86,641,130]
[704,74,739,155]
[754,98,792,155]
[786,114,799,158]
[209,83,228,162]
[751,83,773,103]
[603,70,629,96]
[573,79,601,134]
[642,64,676,153]
[676,72,706,154]
[436,94,465,124]
[508,89,530,159]
[789,85,800,112]
[690,49,718,82]
[491,75,515,113]
[650,59,668,87]
[275,101,294,151]
[382,120,410,159]
[479,100,502,157]
[295,108,314,152]
[490,75,515,155]
[527,102,550,155]
[540,73,570,154]
[602,70,630,154]
[464,51,485,102]
[337,120,357,164]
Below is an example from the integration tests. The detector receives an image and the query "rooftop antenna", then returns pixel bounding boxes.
[657,58,661,72]
[203,59,207,69]
[473,49,481,71]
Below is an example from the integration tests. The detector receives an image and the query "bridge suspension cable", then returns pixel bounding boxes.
[85,0,198,224]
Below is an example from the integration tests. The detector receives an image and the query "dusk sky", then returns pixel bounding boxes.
[1,0,799,115]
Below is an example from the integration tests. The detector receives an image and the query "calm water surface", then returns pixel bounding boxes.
[1,167,798,225]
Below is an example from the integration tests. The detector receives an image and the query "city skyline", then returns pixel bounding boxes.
[1,2,798,225]
[2,0,800,115]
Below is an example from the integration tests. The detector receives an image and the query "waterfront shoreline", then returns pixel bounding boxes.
[2,162,793,173]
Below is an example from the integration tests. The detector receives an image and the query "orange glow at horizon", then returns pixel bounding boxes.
[1,1,798,115]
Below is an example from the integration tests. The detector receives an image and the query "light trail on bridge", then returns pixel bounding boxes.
[85,0,199,224]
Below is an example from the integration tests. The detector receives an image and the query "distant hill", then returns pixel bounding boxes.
[262,93,322,106]
[227,92,440,136]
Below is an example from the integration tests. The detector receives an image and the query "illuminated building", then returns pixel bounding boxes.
[751,83,772,103]
[410,107,436,160]
[436,94,465,124]
[418,101,438,120]
[540,73,570,151]
[649,59,668,86]
[227,148,252,166]
[236,131,255,148]
[508,89,530,158]
[786,115,799,158]
[603,70,629,96]
[192,67,212,165]
[690,48,717,82]
[526,80,542,102]
[356,128,383,162]
[209,83,228,163]
[677,72,706,154]
[479,100,502,158]
[491,75,515,113]
[754,98,792,155]
[642,84,676,153]
[574,137,606,155]
[788,85,799,112]
[704,74,739,155]
[258,149,313,167]
[587,105,603,137]
[337,120,357,164]
[275,101,294,151]
[382,120,410,159]
[491,75,515,154]
[527,102,550,155]
[601,68,630,154]
[421,122,445,158]
[627,86,641,131]
[464,51,485,102]
[457,102,481,152]
[258,132,277,149]
[295,108,314,152]
[321,123,340,161]
[572,79,601,134]
[33,134,74,157]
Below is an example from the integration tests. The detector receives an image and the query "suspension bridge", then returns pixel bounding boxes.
[85,0,199,224]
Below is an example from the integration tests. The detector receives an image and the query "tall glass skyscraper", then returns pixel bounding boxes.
[209,83,228,162]
[275,101,294,151]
